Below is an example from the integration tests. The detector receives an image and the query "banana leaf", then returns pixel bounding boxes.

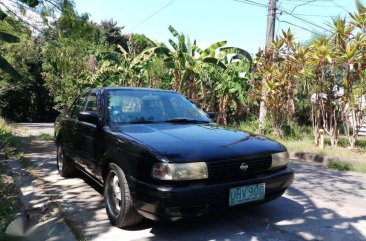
[184,53,196,66]
[18,0,39,7]
[202,40,227,58]
[168,25,179,37]
[169,39,178,51]
[0,55,21,79]
[0,32,20,43]
[203,57,227,70]
[220,47,252,64]
[0,10,7,20]
[179,34,187,53]
[163,57,175,68]
[152,46,171,56]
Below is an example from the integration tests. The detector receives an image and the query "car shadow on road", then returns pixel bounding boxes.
[126,196,304,240]
[65,164,366,241]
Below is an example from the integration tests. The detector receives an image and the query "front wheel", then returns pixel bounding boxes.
[104,163,143,228]
[56,145,77,177]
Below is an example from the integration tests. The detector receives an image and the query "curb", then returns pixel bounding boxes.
[289,152,362,166]
[4,158,77,241]
[289,152,332,166]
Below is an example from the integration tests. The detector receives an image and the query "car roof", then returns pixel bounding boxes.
[88,87,176,94]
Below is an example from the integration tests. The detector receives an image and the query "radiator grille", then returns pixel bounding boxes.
[207,155,272,182]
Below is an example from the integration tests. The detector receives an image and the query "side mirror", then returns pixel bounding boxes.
[78,111,100,126]
[207,111,216,119]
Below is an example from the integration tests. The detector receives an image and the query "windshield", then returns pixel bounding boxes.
[106,89,211,125]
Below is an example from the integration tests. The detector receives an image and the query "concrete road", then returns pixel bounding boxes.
[17,123,366,241]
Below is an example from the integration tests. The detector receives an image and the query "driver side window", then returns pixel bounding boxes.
[84,94,98,112]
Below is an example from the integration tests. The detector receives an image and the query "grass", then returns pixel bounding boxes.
[234,120,366,173]
[327,160,366,173]
[38,133,54,141]
[279,136,366,163]
[277,136,366,173]
[0,119,19,159]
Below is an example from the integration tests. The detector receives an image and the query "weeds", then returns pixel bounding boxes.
[327,160,353,171]
[0,119,21,239]
[234,118,366,173]
[0,163,21,239]
[38,133,54,141]
[234,118,313,141]
[0,120,18,158]
[327,160,366,173]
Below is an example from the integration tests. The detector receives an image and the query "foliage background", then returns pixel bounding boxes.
[1,0,366,149]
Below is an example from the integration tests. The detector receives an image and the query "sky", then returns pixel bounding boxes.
[74,0,358,54]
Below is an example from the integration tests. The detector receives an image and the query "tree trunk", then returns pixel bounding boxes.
[173,69,179,91]
[217,95,228,125]
[312,105,321,147]
[287,80,295,122]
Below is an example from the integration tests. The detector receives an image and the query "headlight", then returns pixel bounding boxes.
[271,152,289,169]
[152,162,208,180]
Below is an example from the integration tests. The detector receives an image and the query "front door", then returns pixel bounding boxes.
[63,93,88,163]
[74,91,103,181]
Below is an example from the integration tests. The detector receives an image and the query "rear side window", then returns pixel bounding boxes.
[69,95,87,118]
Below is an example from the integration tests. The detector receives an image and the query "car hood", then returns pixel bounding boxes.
[115,124,286,162]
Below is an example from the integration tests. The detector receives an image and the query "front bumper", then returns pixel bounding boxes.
[127,167,294,221]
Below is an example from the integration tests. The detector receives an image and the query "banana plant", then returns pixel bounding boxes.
[164,25,229,102]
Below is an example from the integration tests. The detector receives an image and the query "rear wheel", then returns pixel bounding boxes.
[56,145,77,177]
[104,163,143,228]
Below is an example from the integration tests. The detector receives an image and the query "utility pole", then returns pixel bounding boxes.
[259,0,277,134]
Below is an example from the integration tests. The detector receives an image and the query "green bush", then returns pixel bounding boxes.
[234,117,261,134]
[281,122,313,140]
[234,116,312,141]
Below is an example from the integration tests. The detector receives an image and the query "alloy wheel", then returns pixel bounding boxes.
[106,171,122,217]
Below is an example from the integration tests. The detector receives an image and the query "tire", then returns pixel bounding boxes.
[56,145,77,177]
[104,163,143,228]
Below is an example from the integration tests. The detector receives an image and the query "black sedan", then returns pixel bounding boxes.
[54,87,294,228]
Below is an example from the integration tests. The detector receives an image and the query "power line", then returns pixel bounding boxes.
[108,0,176,46]
[276,17,281,35]
[279,2,346,8]
[280,0,343,2]
[289,0,317,14]
[278,7,331,32]
[276,17,318,34]
[231,0,268,8]
[293,13,333,17]
[0,1,42,32]
[330,0,349,12]
[129,0,175,32]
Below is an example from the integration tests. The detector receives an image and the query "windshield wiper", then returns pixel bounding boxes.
[164,118,210,124]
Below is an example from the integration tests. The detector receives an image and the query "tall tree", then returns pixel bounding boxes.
[0,0,40,79]
[41,0,113,110]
